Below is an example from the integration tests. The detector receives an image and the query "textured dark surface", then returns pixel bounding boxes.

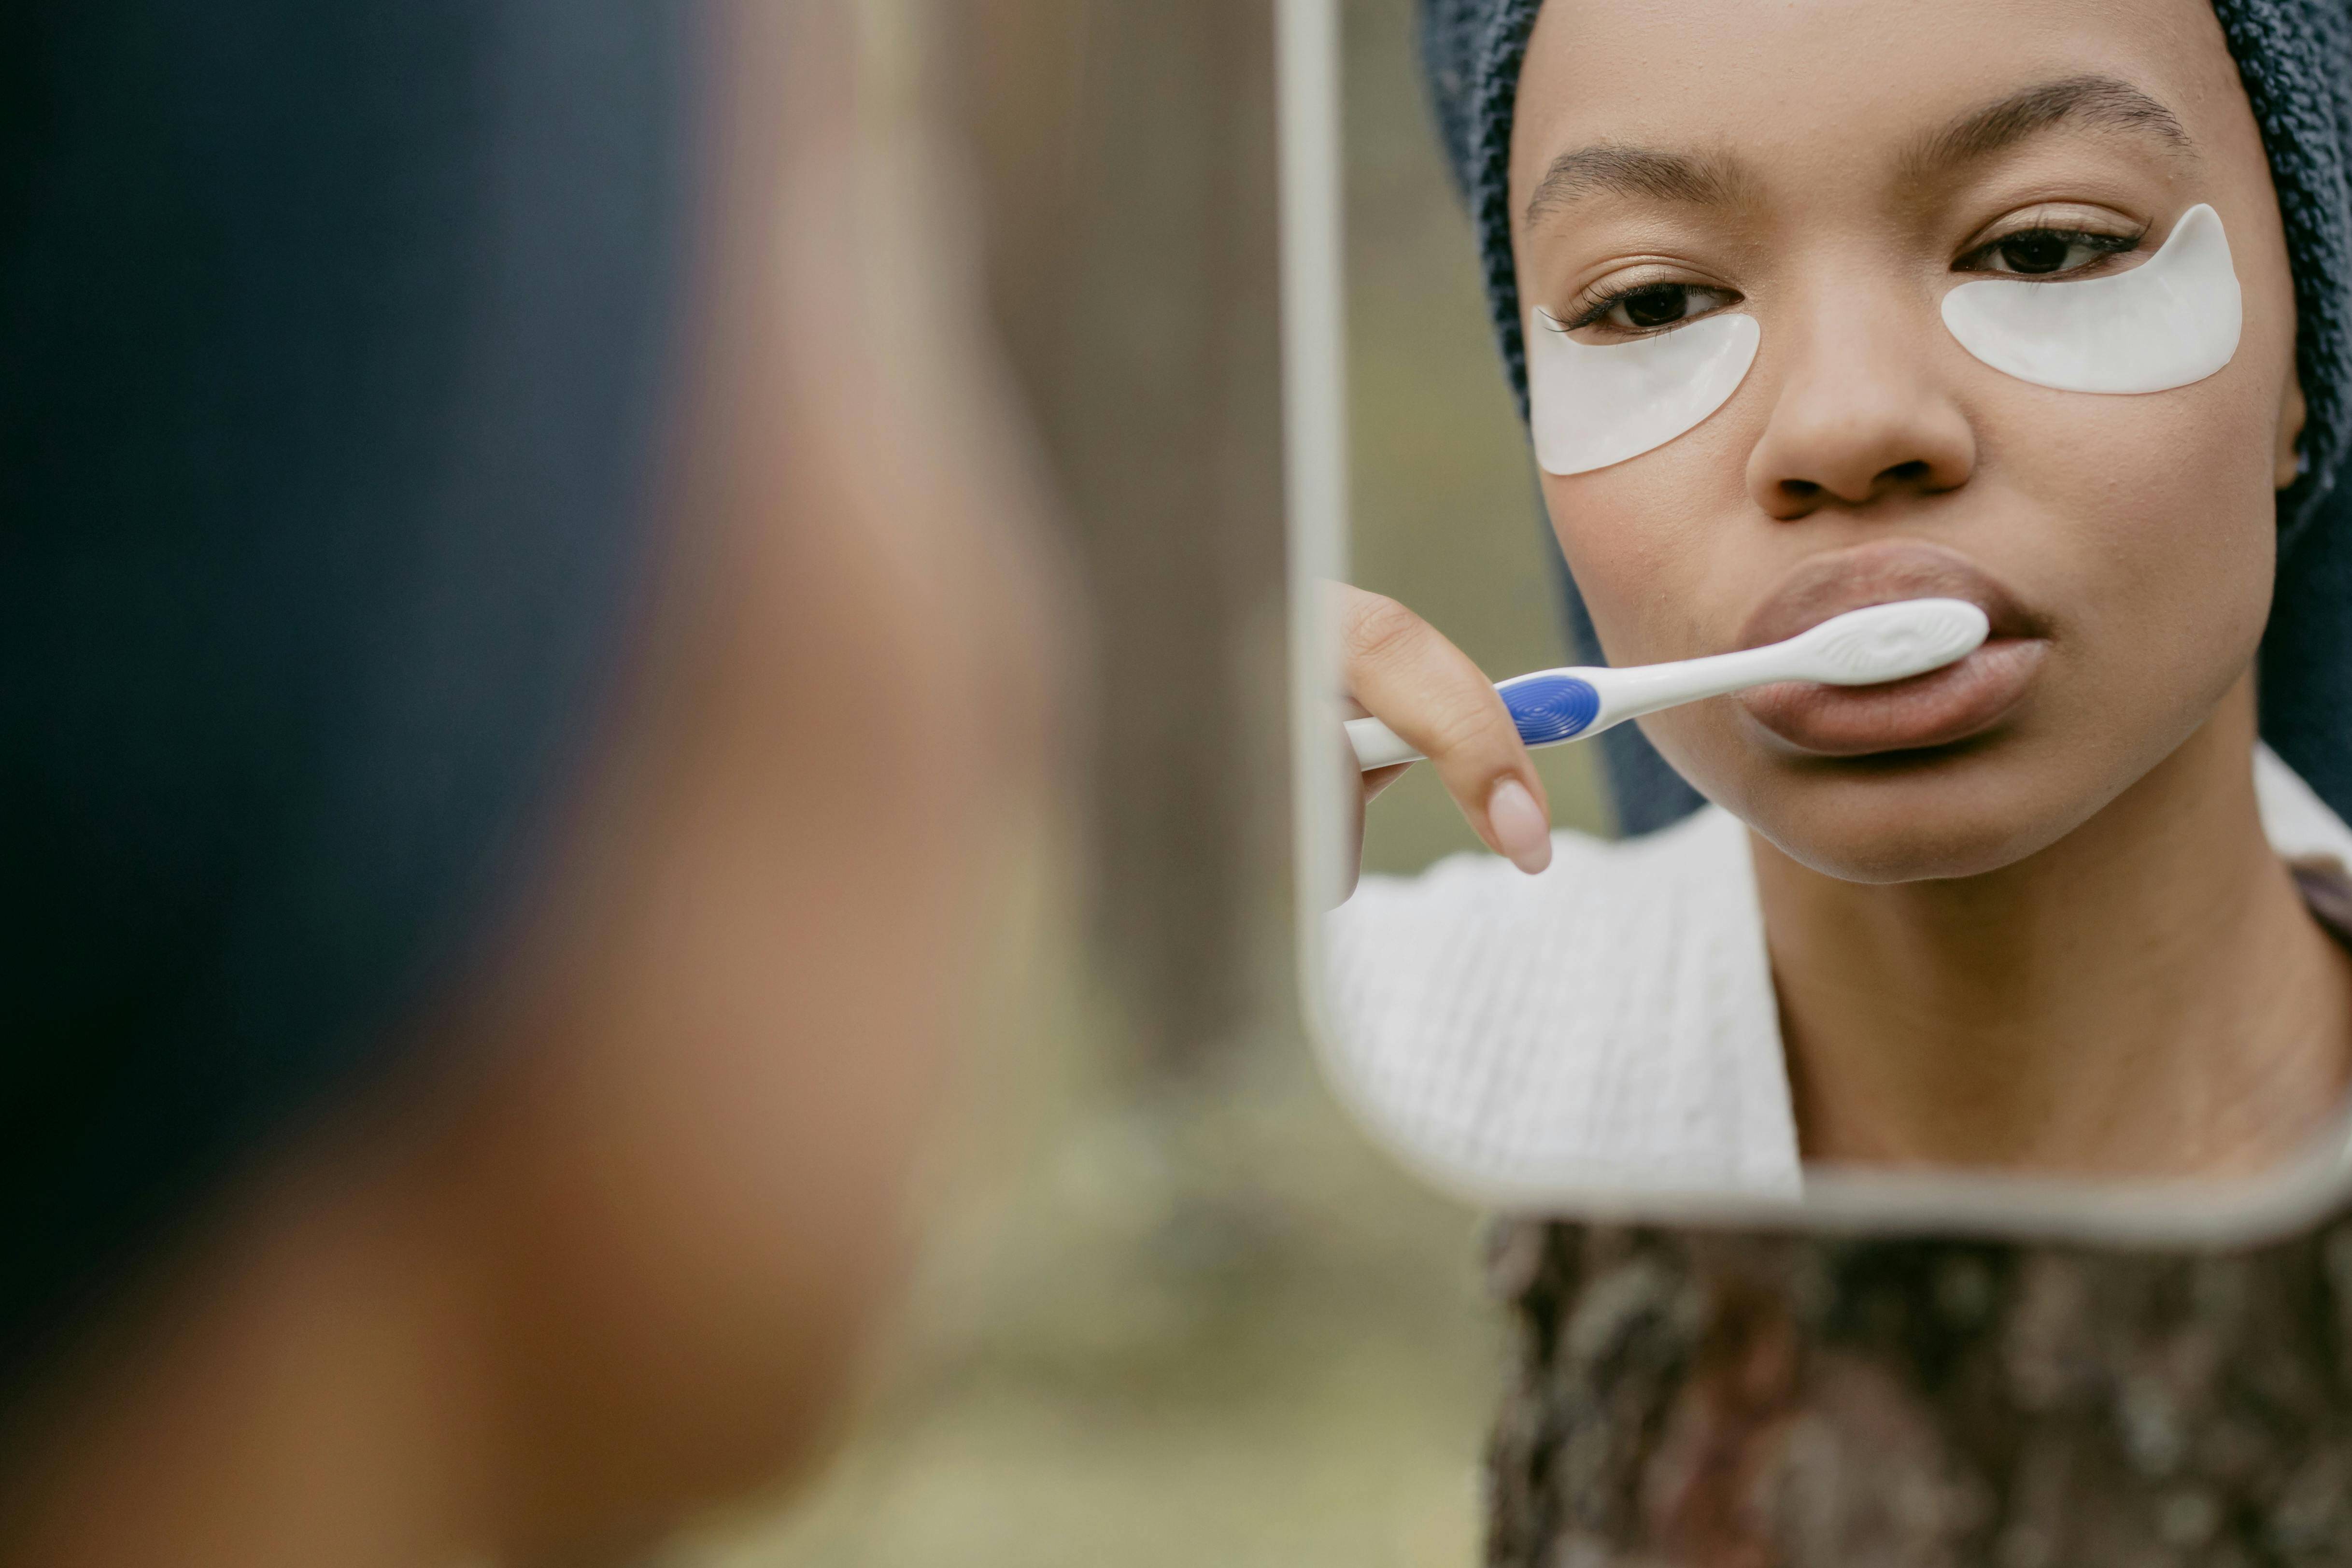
[1485,1217,2352,1568]
[1416,0,2352,838]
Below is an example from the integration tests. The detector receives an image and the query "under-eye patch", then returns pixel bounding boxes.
[1941,204,2240,394]
[1526,311,1759,476]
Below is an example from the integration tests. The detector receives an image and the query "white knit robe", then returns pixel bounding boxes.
[1320,747,2352,1204]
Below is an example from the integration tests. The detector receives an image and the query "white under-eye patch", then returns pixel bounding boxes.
[1940,203,2240,394]
[1526,310,1759,476]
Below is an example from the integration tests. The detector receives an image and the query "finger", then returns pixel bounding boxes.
[1338,586,1552,874]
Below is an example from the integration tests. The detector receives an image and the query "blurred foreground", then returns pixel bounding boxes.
[672,897,1498,1568]
[672,3,1600,1560]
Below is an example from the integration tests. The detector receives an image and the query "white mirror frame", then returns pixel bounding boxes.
[1273,0,2352,1246]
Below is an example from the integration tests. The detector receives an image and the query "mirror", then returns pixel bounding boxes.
[1282,0,2352,1237]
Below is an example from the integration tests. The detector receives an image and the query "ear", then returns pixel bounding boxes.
[2276,373,2309,491]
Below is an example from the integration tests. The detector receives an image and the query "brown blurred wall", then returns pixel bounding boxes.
[940,2,1293,1064]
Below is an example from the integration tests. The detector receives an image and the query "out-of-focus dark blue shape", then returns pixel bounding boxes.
[0,0,693,1397]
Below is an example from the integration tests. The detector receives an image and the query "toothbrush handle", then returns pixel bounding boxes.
[1345,672,1605,771]
[1581,645,1789,729]
[1346,716,1420,771]
[1343,650,1791,772]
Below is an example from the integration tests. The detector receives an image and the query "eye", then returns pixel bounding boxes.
[1550,282,1739,339]
[1957,226,2140,278]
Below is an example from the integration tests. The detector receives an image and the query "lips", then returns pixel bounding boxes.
[1735,542,2050,757]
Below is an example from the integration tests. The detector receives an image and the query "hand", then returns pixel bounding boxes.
[1335,582,1553,897]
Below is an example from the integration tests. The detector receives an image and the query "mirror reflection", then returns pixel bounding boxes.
[1316,0,2352,1202]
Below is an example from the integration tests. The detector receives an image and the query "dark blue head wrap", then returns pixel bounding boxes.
[0,1,691,1395]
[1420,0,2352,833]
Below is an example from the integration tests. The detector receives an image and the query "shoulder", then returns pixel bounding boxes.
[2258,743,2352,868]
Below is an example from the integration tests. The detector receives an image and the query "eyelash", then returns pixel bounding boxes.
[1541,222,2152,339]
[1953,225,2145,275]
[1542,282,1735,337]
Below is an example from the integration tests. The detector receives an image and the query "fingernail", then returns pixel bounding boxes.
[1487,778,1552,875]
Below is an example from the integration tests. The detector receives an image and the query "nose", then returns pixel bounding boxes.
[1744,287,1976,521]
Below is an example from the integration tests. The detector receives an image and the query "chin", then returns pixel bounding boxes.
[1717,743,2111,885]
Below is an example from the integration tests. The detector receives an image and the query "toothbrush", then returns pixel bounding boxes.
[1346,597,1991,771]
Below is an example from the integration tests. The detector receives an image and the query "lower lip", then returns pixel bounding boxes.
[1738,637,2049,757]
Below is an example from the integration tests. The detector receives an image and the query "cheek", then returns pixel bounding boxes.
[1538,420,1760,666]
[462,270,1062,1536]
[1981,370,2279,685]
[472,578,1006,1536]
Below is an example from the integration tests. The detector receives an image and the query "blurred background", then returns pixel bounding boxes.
[1341,12,1613,871]
[666,5,1606,1563]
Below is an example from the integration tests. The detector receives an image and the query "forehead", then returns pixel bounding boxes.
[1509,0,2251,206]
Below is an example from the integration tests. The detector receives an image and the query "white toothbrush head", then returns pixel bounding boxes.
[1785,598,1990,686]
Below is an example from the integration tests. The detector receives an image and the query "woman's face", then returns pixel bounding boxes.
[1510,0,2304,881]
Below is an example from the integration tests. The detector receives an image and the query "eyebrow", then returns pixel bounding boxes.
[1520,75,2193,233]
[1899,74,2194,183]
[1522,145,1752,230]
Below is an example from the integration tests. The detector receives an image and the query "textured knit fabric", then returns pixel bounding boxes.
[1417,0,2352,835]
[0,1,691,1399]
[1323,748,2352,1201]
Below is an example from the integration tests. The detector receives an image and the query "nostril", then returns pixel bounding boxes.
[1750,398,1976,516]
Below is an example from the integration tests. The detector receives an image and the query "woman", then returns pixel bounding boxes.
[0,3,1059,1564]
[1326,0,2352,1194]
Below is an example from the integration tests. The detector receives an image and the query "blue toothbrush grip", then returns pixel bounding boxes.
[1501,674,1601,747]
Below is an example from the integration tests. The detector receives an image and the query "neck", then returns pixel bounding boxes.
[1756,678,2352,1177]
[0,1118,504,1568]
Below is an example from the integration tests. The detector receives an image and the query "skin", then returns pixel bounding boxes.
[1341,0,2352,1175]
[0,5,1062,1565]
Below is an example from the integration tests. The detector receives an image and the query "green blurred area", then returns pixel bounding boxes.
[1343,2,1613,873]
[663,5,1596,1563]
